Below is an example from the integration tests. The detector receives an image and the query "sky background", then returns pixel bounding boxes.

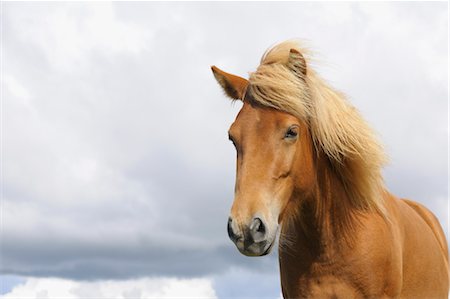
[1,2,448,298]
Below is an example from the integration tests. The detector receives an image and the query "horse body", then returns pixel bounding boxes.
[280,191,448,298]
[211,40,448,298]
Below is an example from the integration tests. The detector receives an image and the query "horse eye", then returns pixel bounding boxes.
[284,127,298,139]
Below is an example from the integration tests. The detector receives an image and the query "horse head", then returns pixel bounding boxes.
[211,49,314,256]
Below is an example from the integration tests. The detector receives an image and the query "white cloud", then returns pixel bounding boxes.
[5,2,151,72]
[3,74,31,101]
[2,277,217,299]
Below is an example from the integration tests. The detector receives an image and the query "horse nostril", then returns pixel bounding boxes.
[227,217,239,242]
[249,217,267,243]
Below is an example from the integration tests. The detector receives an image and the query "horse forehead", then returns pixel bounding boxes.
[234,102,290,130]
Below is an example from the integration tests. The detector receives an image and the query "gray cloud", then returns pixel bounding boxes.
[2,2,447,292]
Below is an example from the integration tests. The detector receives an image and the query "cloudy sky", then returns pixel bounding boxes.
[1,2,448,298]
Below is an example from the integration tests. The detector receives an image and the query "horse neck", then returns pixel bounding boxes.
[281,152,359,258]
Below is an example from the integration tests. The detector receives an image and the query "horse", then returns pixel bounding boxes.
[211,40,449,298]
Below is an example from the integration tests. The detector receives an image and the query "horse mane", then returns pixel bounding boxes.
[248,40,387,216]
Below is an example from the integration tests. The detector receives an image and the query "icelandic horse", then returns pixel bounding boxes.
[211,40,449,298]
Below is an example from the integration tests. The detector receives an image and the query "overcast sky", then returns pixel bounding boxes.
[1,2,448,298]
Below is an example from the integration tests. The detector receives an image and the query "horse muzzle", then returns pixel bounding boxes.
[227,216,275,256]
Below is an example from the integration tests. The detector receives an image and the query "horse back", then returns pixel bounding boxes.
[401,198,448,263]
[390,195,449,298]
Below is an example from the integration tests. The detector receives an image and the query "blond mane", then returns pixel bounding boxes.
[248,40,387,214]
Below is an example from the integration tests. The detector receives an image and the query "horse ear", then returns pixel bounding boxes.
[287,49,307,77]
[211,66,249,100]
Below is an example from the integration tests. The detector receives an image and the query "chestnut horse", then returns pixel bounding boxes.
[211,40,448,298]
